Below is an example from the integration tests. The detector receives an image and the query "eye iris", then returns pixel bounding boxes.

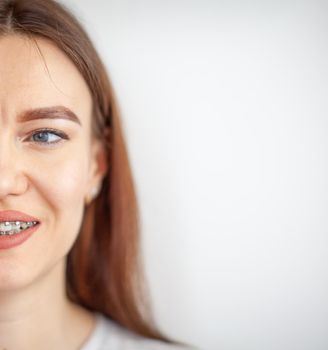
[33,132,49,142]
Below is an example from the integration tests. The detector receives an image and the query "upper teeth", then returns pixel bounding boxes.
[0,221,38,231]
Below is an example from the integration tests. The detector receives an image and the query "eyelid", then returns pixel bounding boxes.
[24,128,70,147]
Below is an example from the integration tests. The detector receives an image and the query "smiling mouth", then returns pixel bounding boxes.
[0,221,39,236]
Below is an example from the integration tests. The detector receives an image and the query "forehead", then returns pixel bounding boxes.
[0,34,92,125]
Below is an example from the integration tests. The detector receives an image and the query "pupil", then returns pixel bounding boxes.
[34,132,48,142]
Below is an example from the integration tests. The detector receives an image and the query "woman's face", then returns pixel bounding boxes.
[0,35,106,290]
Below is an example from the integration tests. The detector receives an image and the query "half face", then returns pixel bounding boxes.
[0,35,106,290]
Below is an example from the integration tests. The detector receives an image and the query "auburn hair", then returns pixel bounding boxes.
[0,0,174,344]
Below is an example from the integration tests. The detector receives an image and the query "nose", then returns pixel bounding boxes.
[0,142,28,200]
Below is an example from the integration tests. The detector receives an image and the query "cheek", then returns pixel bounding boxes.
[28,149,91,234]
[30,151,91,257]
[30,148,91,207]
[46,159,88,205]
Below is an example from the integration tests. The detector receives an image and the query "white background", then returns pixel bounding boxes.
[64,1,328,349]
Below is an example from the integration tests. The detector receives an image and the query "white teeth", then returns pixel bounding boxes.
[1,223,12,231]
[0,221,38,236]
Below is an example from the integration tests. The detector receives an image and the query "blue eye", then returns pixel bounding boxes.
[28,129,69,146]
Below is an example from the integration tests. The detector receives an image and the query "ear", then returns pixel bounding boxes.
[85,139,108,205]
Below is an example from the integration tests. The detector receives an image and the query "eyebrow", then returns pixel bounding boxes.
[17,106,82,126]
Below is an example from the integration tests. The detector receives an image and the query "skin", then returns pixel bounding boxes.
[0,35,107,349]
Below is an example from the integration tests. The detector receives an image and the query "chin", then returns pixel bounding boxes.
[0,259,43,293]
[0,270,29,292]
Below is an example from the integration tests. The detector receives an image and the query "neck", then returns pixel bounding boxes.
[0,259,96,350]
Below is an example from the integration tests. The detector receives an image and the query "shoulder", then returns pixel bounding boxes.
[90,313,189,350]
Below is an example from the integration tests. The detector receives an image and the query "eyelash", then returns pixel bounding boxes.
[26,128,69,147]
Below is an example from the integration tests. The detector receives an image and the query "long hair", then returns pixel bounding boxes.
[0,0,173,343]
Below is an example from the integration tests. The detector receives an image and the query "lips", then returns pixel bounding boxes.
[0,210,40,223]
[0,210,41,250]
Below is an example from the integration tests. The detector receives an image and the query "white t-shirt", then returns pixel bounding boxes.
[80,313,187,350]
